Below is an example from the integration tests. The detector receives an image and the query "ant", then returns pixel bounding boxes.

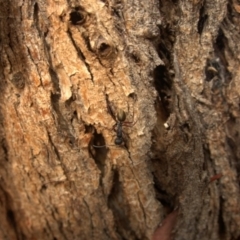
[92,96,136,148]
[113,108,127,145]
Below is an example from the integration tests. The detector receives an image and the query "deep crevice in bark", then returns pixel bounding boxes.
[197,2,208,35]
[90,131,108,172]
[49,68,61,94]
[67,29,94,82]
[153,65,172,117]
[107,169,139,240]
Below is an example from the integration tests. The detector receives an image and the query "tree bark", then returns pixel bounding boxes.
[0,0,240,240]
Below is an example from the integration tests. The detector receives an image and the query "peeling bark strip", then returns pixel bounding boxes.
[0,0,240,240]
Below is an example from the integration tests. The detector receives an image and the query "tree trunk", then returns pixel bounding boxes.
[0,0,240,240]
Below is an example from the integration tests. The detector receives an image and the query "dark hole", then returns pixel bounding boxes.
[90,131,108,171]
[51,92,60,104]
[99,43,110,54]
[214,31,232,85]
[41,184,48,191]
[153,65,172,116]
[92,132,106,148]
[154,65,168,94]
[128,93,137,100]
[197,14,208,34]
[197,5,208,34]
[215,28,225,51]
[70,11,85,25]
[44,30,48,37]
[68,137,75,147]
[7,210,16,227]
[34,2,39,21]
[218,198,226,238]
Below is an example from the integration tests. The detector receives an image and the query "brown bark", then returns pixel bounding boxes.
[0,0,240,240]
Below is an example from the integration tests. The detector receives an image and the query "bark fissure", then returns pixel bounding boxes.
[66,29,94,82]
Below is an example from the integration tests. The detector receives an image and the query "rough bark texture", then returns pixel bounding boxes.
[0,0,240,240]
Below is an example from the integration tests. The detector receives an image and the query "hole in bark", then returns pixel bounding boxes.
[41,184,48,191]
[7,209,17,230]
[215,28,226,51]
[154,65,172,116]
[69,9,86,25]
[92,131,106,147]
[97,42,112,58]
[90,131,108,171]
[99,43,109,52]
[197,5,208,34]
[218,198,226,238]
[67,137,75,148]
[128,92,137,100]
[33,3,39,24]
[214,29,232,85]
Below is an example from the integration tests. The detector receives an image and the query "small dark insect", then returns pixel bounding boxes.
[93,97,136,148]
[113,109,126,145]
